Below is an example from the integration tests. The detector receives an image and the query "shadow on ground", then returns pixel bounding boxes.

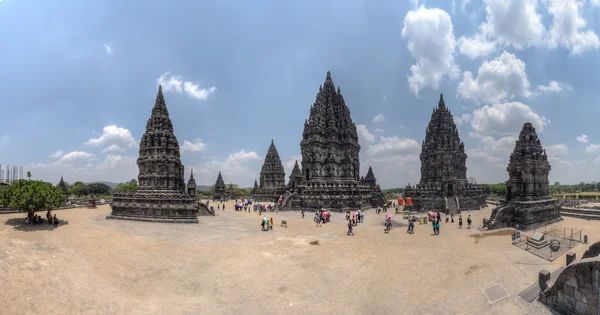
[4,217,70,231]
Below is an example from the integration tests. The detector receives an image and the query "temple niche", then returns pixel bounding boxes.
[109,86,213,223]
[213,171,226,200]
[251,139,287,202]
[487,123,562,230]
[280,71,386,211]
[404,94,486,213]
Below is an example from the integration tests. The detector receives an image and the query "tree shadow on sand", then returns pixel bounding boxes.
[4,217,69,232]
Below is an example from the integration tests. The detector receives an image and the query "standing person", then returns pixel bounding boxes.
[436,220,441,235]
[361,210,365,223]
[270,217,274,230]
[467,215,472,229]
[301,210,305,218]
[451,213,455,223]
[432,219,437,235]
[315,212,321,227]
[459,215,463,229]
[436,211,441,223]
[347,220,354,236]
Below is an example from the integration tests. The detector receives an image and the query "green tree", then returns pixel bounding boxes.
[114,179,138,193]
[71,181,89,197]
[87,183,112,195]
[27,171,31,181]
[0,180,64,216]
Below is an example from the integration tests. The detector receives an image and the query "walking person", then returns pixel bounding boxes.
[301,210,305,219]
[315,212,322,227]
[467,215,472,229]
[451,213,455,223]
[347,220,354,236]
[436,220,440,235]
[432,219,437,235]
[458,215,463,229]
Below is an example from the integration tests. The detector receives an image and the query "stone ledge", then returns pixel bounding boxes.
[106,215,199,224]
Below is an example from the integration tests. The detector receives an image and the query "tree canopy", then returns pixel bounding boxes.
[0,179,65,212]
[114,179,139,193]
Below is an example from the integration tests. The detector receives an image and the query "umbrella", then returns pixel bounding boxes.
[386,214,392,219]
[262,217,269,222]
[352,211,359,216]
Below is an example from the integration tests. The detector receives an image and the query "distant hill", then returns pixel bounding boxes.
[84,181,119,188]
[197,185,211,191]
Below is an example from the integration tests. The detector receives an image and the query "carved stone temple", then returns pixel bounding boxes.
[404,94,486,213]
[276,71,386,211]
[251,139,287,201]
[213,171,226,200]
[487,123,562,230]
[109,86,213,223]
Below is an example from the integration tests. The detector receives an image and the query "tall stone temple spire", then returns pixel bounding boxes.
[487,122,562,230]
[271,71,386,210]
[361,166,378,189]
[214,171,226,200]
[251,139,287,202]
[58,176,69,201]
[187,169,197,196]
[109,86,213,222]
[404,94,485,213]
[300,71,361,182]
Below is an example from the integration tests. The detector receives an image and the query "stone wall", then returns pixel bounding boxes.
[583,241,600,259]
[540,258,600,315]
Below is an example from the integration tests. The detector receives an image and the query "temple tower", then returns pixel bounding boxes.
[187,169,197,196]
[361,166,377,189]
[58,176,69,202]
[259,140,286,189]
[287,160,303,192]
[109,86,213,223]
[405,94,485,212]
[214,171,226,200]
[487,123,562,230]
[300,71,361,183]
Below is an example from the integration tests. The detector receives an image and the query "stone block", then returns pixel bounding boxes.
[567,252,576,266]
[565,285,575,298]
[588,296,598,307]
[539,270,551,289]
[575,289,582,300]
[575,301,587,314]
[532,232,545,242]
[588,305,598,315]
[538,291,547,304]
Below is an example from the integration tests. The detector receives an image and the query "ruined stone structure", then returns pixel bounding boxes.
[281,71,386,211]
[186,169,197,196]
[287,160,303,192]
[360,166,378,189]
[251,140,287,202]
[487,123,562,230]
[109,86,212,223]
[404,94,486,213]
[213,171,226,200]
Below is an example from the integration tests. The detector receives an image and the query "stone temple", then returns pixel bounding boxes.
[109,86,213,223]
[251,140,287,202]
[280,71,386,211]
[404,94,486,213]
[213,171,226,200]
[487,123,562,230]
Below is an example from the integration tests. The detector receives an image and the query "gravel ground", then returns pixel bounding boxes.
[1,201,598,315]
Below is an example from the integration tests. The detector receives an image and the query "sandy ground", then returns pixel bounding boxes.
[1,201,598,315]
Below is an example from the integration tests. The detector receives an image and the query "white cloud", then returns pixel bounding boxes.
[457,0,545,58]
[401,5,459,96]
[454,113,472,126]
[585,144,600,153]
[189,150,262,187]
[374,128,385,134]
[469,102,549,135]
[84,125,137,149]
[95,154,136,170]
[576,134,589,143]
[180,139,207,153]
[372,113,386,123]
[366,136,421,156]
[545,0,600,55]
[399,125,407,129]
[356,124,376,143]
[157,72,217,101]
[537,80,572,93]
[461,0,472,11]
[101,144,125,154]
[457,51,532,104]
[0,135,10,146]
[545,144,568,156]
[103,44,112,54]
[59,151,95,163]
[49,150,63,159]
[592,0,600,6]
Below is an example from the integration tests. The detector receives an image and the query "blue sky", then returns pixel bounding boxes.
[1,0,600,188]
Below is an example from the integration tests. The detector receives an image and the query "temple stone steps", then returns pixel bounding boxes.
[560,209,600,220]
[106,215,199,224]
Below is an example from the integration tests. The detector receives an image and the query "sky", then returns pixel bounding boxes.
[1,0,600,188]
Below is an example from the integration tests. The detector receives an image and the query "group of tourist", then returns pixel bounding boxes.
[261,217,273,231]
[313,209,331,227]
[345,210,365,235]
[25,210,59,228]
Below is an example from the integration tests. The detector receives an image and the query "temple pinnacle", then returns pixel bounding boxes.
[326,71,331,80]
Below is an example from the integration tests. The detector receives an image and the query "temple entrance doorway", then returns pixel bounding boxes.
[305,169,310,181]
[447,184,454,196]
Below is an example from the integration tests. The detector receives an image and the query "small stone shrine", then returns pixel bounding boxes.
[213,171,226,200]
[404,94,486,213]
[280,71,386,211]
[287,160,303,192]
[527,232,549,249]
[109,86,212,223]
[487,122,562,230]
[251,140,287,202]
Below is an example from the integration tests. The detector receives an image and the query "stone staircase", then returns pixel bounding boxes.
[279,192,297,211]
[446,196,459,213]
[560,207,600,220]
